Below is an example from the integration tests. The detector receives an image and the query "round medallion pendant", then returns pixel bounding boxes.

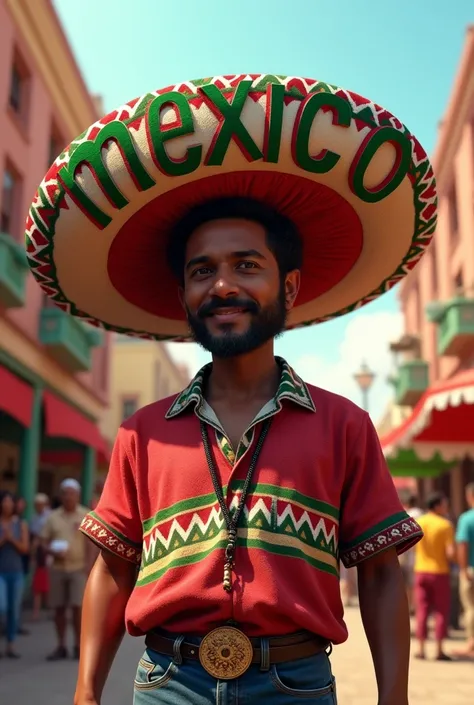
[199,626,253,680]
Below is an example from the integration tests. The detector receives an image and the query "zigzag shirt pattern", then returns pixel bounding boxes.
[138,483,339,587]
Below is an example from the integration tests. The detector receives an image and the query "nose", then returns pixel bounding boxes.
[209,267,239,298]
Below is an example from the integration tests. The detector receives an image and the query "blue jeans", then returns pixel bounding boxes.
[0,572,24,644]
[133,641,337,704]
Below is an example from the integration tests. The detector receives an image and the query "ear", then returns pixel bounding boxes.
[284,270,300,311]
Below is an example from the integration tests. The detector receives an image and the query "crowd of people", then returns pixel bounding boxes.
[329,484,474,662]
[1,479,473,662]
[0,479,97,659]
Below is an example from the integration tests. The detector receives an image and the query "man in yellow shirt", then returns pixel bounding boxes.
[414,492,455,661]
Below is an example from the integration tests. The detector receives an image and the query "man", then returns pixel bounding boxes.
[454,482,474,657]
[413,492,455,661]
[30,493,51,538]
[24,75,436,704]
[76,198,422,705]
[41,479,89,660]
[399,495,423,613]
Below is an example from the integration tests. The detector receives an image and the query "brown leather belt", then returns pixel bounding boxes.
[145,629,330,668]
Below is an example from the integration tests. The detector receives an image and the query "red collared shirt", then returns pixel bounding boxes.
[80,359,422,643]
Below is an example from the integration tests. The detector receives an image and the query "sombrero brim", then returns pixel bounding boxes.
[25,74,437,340]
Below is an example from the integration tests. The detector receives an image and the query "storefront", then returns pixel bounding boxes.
[380,369,474,516]
[0,362,109,514]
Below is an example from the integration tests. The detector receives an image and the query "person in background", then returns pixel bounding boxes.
[30,493,52,621]
[340,565,357,607]
[14,497,31,635]
[41,480,90,660]
[0,491,30,658]
[30,493,51,537]
[454,482,474,658]
[399,495,423,614]
[414,492,455,661]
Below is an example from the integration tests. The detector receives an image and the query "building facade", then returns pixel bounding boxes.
[380,25,474,517]
[0,0,111,513]
[101,336,189,445]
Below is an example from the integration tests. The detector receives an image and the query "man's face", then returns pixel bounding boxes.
[61,487,79,511]
[34,499,47,514]
[438,497,449,516]
[181,218,299,358]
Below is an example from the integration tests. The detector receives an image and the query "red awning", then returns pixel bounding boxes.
[392,476,417,491]
[43,391,111,462]
[40,448,110,467]
[0,366,34,427]
[381,369,474,461]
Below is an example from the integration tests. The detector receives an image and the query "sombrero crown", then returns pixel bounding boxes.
[25,74,437,340]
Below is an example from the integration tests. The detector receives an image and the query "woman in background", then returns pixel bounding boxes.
[0,491,29,658]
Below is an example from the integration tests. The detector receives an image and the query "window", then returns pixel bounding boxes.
[448,183,459,242]
[431,244,438,296]
[121,397,138,421]
[1,164,21,237]
[455,269,464,295]
[48,125,64,167]
[8,49,30,124]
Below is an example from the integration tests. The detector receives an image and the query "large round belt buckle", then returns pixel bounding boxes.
[199,626,253,680]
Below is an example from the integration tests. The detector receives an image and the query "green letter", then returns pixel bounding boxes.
[58,121,155,228]
[200,81,263,165]
[293,93,351,173]
[147,92,202,176]
[349,127,411,203]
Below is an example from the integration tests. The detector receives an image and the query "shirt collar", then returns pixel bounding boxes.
[165,356,316,419]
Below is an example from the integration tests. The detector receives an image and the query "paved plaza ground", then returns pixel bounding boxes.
[0,607,471,704]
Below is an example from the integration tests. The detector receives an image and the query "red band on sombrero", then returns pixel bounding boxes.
[25,75,437,341]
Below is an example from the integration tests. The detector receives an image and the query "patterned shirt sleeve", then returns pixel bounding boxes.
[79,426,142,565]
[339,412,423,568]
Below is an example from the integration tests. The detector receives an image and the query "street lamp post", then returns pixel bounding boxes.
[354,361,375,413]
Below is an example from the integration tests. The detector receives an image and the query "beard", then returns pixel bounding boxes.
[186,285,287,358]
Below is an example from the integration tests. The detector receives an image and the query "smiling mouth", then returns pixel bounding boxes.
[209,308,249,321]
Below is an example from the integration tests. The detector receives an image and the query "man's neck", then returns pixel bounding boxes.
[207,343,280,404]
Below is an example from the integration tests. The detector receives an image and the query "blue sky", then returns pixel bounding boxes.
[53,0,472,422]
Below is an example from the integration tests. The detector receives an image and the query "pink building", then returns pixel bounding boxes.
[381,26,474,517]
[0,0,111,512]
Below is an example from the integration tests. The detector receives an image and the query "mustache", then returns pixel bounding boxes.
[197,297,260,318]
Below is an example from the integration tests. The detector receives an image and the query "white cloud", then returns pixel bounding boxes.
[292,311,403,424]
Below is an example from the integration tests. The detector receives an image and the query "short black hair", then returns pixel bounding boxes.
[167,196,303,284]
[407,494,419,509]
[426,492,446,511]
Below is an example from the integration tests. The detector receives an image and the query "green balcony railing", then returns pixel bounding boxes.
[390,360,429,407]
[426,297,474,357]
[39,307,104,373]
[0,232,29,308]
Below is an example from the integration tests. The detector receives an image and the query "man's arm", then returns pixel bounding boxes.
[358,548,410,705]
[445,524,456,565]
[74,550,137,705]
[338,411,422,705]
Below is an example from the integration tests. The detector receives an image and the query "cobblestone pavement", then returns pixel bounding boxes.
[331,607,473,704]
[0,608,471,704]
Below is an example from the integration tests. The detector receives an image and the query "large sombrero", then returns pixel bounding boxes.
[25,74,437,340]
